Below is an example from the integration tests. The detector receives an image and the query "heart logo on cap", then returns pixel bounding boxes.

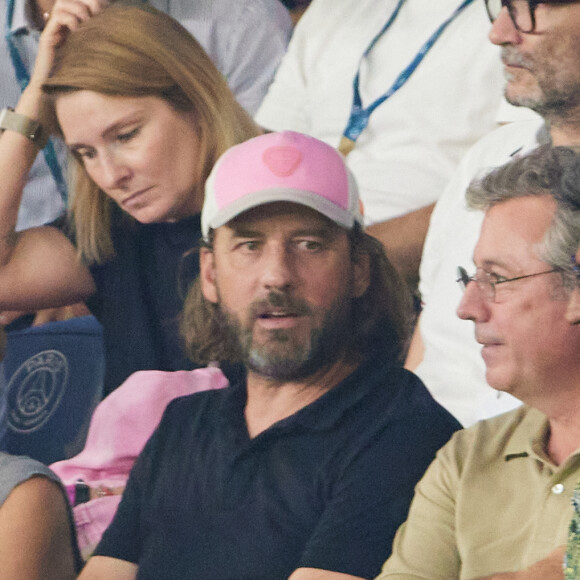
[262,146,303,177]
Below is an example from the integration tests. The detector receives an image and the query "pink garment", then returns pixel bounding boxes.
[202,131,364,237]
[50,367,229,557]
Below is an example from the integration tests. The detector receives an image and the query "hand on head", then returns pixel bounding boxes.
[31,0,110,89]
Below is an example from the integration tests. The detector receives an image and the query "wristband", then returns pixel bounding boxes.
[0,107,48,149]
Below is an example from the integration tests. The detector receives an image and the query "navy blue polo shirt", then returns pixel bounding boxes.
[95,357,460,579]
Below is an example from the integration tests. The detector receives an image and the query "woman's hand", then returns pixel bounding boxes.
[31,0,109,88]
[19,0,109,124]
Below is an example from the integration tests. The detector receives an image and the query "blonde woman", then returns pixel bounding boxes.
[0,1,259,394]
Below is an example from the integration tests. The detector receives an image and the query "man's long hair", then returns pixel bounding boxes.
[180,225,412,367]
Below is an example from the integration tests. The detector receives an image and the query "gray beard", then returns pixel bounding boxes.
[509,90,580,125]
[217,290,353,382]
[501,48,580,125]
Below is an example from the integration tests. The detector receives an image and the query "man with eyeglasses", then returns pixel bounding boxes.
[485,0,580,33]
[377,145,580,579]
[256,0,509,287]
[407,0,580,427]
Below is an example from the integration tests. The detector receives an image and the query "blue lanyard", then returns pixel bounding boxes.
[5,0,68,204]
[339,0,477,155]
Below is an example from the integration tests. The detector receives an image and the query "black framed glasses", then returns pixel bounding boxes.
[484,0,580,33]
[456,265,559,302]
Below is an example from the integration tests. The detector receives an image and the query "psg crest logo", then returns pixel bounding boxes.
[6,350,68,433]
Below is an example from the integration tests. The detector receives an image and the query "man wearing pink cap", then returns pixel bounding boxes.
[79,132,460,580]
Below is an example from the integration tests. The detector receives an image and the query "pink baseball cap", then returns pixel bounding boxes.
[202,131,364,238]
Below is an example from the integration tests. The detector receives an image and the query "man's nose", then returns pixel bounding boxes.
[260,245,294,291]
[488,6,521,46]
[457,279,490,323]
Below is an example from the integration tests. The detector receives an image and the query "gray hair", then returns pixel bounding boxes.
[466,145,580,287]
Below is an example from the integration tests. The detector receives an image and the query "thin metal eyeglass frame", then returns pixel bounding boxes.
[456,265,560,302]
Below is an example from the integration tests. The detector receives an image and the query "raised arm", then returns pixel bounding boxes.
[0,0,108,310]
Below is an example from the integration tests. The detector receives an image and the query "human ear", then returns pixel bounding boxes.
[200,247,218,304]
[352,252,370,298]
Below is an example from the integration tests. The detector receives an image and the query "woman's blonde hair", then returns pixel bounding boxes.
[43,4,259,264]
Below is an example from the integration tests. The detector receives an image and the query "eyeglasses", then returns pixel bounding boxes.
[484,0,580,33]
[456,265,559,302]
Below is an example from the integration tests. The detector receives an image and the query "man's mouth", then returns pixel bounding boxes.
[258,309,299,319]
[256,308,301,320]
[252,291,310,320]
[501,47,530,70]
[254,309,304,330]
[475,330,503,348]
[251,293,311,329]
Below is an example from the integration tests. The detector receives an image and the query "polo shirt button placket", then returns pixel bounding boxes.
[552,483,565,495]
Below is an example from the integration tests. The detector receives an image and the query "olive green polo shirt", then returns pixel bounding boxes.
[377,405,580,579]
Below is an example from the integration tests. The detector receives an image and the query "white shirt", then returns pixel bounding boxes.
[256,0,508,225]
[415,117,546,426]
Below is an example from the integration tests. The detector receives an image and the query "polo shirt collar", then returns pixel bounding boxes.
[504,405,580,471]
[285,356,387,432]
[504,406,551,462]
[220,356,390,437]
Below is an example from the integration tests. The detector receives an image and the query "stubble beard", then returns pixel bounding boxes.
[502,43,580,125]
[217,289,354,382]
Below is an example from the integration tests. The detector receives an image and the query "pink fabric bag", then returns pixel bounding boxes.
[50,367,229,558]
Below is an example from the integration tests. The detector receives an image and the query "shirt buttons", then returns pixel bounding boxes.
[552,483,565,495]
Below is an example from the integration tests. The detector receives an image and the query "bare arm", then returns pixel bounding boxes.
[0,225,95,311]
[0,0,109,310]
[0,0,106,264]
[0,110,92,314]
[78,556,138,580]
[0,476,77,580]
[366,204,434,288]
[288,568,365,580]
